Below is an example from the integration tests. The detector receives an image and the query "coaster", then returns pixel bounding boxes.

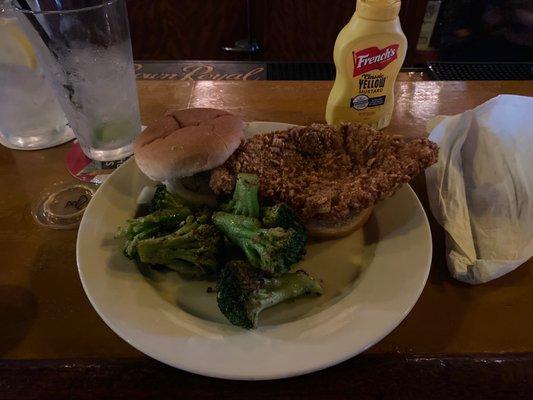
[31,181,97,229]
[65,125,145,183]
[66,140,131,184]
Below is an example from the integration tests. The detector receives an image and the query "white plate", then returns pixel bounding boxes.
[77,121,432,380]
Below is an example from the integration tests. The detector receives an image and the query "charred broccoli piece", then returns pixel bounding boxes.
[212,212,306,276]
[261,203,306,259]
[217,260,323,329]
[222,173,260,218]
[149,184,192,214]
[262,202,306,234]
[136,215,223,278]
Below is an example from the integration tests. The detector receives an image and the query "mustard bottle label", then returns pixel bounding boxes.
[349,44,399,111]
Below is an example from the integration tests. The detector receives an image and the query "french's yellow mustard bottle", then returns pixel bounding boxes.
[326,0,407,129]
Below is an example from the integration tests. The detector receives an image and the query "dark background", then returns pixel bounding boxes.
[125,0,533,66]
[125,0,426,65]
[433,0,532,62]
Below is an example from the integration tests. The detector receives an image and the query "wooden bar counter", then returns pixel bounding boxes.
[0,80,532,399]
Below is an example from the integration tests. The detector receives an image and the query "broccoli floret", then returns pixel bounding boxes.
[262,202,306,233]
[262,204,307,261]
[217,260,323,329]
[116,209,191,240]
[212,212,306,275]
[136,215,223,278]
[122,226,160,259]
[222,173,260,218]
[149,184,192,214]
[115,209,192,259]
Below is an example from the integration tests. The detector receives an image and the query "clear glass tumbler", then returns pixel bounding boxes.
[12,0,141,161]
[0,1,71,149]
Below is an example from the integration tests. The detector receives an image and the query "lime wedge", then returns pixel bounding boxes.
[93,120,132,145]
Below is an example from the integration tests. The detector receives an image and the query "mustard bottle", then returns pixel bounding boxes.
[325,0,407,129]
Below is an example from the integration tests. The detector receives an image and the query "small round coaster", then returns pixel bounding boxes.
[32,182,97,229]
[66,140,131,184]
[65,125,144,184]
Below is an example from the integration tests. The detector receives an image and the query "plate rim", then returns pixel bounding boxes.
[76,121,433,380]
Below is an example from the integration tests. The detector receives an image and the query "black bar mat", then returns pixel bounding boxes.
[427,62,533,81]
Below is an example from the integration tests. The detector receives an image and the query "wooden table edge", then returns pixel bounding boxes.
[0,353,531,398]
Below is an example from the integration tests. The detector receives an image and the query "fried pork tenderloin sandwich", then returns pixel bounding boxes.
[133,108,245,206]
[134,108,438,238]
[210,123,438,238]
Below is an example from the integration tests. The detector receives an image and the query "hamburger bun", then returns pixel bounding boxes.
[305,207,373,238]
[134,108,245,182]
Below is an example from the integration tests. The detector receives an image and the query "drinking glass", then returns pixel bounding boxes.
[12,0,141,161]
[0,0,71,149]
[11,0,140,229]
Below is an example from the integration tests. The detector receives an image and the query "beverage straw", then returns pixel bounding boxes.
[13,0,82,109]
[14,0,53,49]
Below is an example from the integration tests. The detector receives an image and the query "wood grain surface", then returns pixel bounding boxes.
[126,0,429,64]
[0,81,532,394]
[255,0,428,64]
[254,0,354,62]
[1,355,532,399]
[127,0,249,61]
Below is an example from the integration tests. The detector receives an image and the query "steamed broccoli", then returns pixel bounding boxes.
[222,173,260,218]
[121,227,159,259]
[212,212,306,276]
[116,186,192,258]
[116,209,192,258]
[149,184,192,214]
[217,260,323,329]
[136,215,223,278]
[116,210,190,240]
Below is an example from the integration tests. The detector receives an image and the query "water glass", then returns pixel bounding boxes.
[13,0,141,161]
[0,1,70,149]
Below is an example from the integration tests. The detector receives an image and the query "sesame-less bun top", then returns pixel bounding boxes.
[133,108,245,182]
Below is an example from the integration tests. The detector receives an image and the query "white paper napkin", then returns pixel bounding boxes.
[425,95,533,284]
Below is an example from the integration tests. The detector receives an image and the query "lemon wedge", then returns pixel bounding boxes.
[0,17,38,68]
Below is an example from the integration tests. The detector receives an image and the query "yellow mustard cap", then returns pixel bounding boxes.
[356,0,402,21]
